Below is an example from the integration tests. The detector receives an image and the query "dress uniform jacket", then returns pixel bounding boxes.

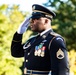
[11,29,69,75]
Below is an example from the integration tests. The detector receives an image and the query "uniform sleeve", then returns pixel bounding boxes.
[49,36,69,75]
[11,32,24,57]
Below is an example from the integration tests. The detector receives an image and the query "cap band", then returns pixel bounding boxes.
[33,10,53,18]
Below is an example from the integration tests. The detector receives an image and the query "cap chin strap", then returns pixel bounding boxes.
[45,15,53,19]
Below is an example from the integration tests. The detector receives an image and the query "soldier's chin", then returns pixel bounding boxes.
[31,28,38,32]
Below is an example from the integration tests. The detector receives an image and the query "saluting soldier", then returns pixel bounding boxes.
[11,4,69,75]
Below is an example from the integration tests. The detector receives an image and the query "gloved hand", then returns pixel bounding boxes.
[17,16,30,34]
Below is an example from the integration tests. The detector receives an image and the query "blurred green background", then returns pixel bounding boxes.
[0,0,76,75]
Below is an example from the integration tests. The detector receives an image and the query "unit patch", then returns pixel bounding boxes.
[56,37,63,41]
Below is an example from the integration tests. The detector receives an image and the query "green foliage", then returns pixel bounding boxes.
[44,0,76,50]
[0,4,32,75]
[44,0,76,75]
[55,0,76,50]
[68,50,76,75]
[0,1,76,74]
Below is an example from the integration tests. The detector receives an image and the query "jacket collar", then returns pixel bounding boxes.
[39,28,53,36]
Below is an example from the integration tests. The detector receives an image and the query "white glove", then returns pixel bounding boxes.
[17,16,30,34]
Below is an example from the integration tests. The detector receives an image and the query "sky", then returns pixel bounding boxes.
[0,0,47,13]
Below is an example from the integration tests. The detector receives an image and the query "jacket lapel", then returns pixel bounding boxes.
[26,29,53,51]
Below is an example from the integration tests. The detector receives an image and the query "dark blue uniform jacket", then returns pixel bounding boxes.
[11,29,69,75]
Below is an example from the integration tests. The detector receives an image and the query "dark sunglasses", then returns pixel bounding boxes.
[31,16,42,20]
[31,12,45,20]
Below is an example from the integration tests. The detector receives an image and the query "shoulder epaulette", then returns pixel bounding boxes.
[50,32,61,37]
[48,32,62,50]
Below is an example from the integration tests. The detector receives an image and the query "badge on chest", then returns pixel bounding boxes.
[34,43,46,57]
[23,42,31,49]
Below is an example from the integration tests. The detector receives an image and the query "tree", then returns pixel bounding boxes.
[0,4,32,75]
[43,0,76,50]
[43,0,76,75]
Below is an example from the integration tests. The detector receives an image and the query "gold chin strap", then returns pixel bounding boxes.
[33,10,53,18]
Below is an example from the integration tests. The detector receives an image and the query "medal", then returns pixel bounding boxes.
[41,52,44,57]
[34,45,46,57]
[42,46,46,50]
[39,44,43,48]
[37,43,44,56]
[34,46,38,56]
[34,50,38,56]
[41,46,46,57]
[37,49,41,56]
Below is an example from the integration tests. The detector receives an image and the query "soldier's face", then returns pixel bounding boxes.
[30,17,46,32]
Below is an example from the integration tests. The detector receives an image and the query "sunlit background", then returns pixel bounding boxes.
[0,0,76,75]
[0,0,47,12]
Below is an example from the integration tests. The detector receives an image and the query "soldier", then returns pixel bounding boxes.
[11,4,69,75]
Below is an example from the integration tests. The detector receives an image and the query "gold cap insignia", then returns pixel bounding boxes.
[56,48,64,59]
[32,6,35,10]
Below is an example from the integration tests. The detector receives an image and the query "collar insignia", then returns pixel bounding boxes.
[42,35,46,39]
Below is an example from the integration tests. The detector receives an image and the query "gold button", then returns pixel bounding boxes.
[26,60,28,62]
[28,53,30,55]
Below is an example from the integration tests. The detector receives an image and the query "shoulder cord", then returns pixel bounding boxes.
[48,36,56,50]
[48,35,65,50]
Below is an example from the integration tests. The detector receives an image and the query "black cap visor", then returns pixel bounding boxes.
[31,12,45,20]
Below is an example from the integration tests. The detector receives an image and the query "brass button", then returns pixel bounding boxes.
[28,53,30,55]
[26,60,28,62]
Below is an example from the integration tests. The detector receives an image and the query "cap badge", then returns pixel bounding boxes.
[32,5,35,10]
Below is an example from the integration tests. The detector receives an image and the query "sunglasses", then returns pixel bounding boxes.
[31,12,45,20]
[31,16,42,20]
